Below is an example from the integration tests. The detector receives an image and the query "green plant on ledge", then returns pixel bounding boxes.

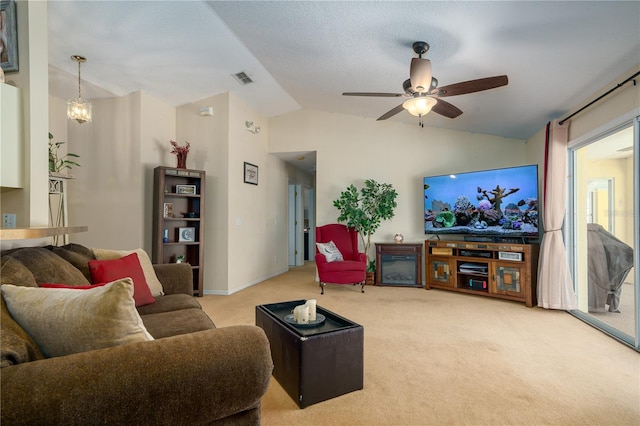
[49,132,80,174]
[333,179,398,272]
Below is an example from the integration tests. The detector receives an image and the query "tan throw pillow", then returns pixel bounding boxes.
[1,296,44,367]
[1,278,154,358]
[92,248,164,296]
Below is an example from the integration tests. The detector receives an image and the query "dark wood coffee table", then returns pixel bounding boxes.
[255,300,364,408]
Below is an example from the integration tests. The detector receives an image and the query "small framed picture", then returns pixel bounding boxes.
[1,0,19,72]
[244,162,258,185]
[176,184,196,195]
[178,227,196,242]
[163,203,173,218]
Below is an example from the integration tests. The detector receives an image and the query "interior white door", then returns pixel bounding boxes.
[294,184,304,266]
[288,184,296,265]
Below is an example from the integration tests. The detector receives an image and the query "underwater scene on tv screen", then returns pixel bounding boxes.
[424,165,539,237]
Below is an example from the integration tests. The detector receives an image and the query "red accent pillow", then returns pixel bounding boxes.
[40,283,108,290]
[88,253,156,307]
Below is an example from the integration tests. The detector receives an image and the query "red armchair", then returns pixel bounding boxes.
[315,224,367,294]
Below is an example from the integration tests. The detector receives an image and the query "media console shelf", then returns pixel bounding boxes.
[425,240,539,307]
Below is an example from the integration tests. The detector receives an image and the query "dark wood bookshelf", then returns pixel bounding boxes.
[152,166,205,296]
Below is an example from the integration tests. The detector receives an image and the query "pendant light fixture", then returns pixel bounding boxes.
[67,55,92,124]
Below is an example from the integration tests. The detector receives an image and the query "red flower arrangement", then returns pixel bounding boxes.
[170,140,190,169]
[170,140,190,155]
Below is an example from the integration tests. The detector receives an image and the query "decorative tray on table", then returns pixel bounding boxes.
[284,313,326,328]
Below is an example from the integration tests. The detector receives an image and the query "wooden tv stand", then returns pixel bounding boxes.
[425,240,539,307]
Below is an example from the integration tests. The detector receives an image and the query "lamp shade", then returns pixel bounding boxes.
[402,96,437,116]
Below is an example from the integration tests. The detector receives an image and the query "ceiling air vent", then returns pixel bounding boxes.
[232,71,254,86]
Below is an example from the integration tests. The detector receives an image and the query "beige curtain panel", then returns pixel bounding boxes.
[537,120,577,310]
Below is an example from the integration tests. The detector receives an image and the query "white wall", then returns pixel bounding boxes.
[54,88,290,295]
[0,0,49,230]
[66,92,143,250]
[269,109,528,258]
[139,92,177,253]
[48,91,176,253]
[227,93,289,294]
[568,65,640,142]
[177,92,289,294]
[177,92,231,293]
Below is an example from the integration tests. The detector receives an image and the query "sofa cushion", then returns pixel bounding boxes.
[152,263,194,296]
[89,253,156,307]
[0,257,38,288]
[1,247,89,286]
[136,293,202,316]
[142,308,215,339]
[93,248,165,297]
[51,244,96,282]
[0,295,44,367]
[1,278,154,358]
[320,259,367,272]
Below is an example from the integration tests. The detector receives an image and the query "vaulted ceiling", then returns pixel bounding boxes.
[48,1,640,141]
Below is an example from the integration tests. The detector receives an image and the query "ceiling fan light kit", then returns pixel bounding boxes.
[403,97,437,116]
[342,41,508,128]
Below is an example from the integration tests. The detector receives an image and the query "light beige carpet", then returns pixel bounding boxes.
[199,262,640,425]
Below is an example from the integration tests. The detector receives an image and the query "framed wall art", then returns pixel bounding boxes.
[1,0,19,72]
[176,184,196,195]
[244,162,258,185]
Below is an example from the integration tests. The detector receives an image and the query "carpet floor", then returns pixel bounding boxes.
[199,262,639,425]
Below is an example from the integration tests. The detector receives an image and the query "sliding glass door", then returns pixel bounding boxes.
[568,118,639,349]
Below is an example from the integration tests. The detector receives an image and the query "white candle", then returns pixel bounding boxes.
[294,305,310,324]
[305,299,317,321]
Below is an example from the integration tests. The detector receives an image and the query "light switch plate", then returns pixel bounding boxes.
[2,213,16,228]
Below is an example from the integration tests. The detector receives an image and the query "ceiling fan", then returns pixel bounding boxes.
[342,41,508,127]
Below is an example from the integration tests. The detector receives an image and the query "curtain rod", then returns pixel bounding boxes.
[559,70,640,125]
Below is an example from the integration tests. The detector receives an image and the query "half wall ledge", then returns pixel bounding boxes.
[0,226,88,240]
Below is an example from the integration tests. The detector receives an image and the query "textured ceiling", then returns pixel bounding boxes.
[48,1,640,142]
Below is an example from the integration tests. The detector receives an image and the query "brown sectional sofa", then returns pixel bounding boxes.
[0,243,273,425]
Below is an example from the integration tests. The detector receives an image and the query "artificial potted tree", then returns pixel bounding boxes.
[333,179,398,285]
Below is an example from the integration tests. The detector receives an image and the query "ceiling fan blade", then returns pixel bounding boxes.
[410,58,432,93]
[432,75,508,97]
[377,104,406,121]
[432,98,463,119]
[342,92,404,97]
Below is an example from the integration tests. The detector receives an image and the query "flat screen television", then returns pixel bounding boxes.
[424,164,539,239]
